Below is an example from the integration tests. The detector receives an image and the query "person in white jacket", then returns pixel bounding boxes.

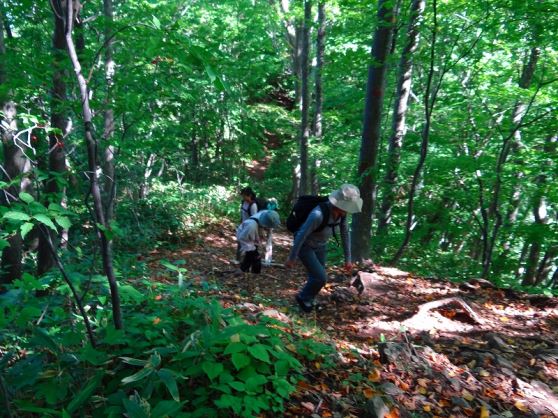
[236,210,280,273]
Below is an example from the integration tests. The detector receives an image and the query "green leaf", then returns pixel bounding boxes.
[3,211,31,221]
[20,222,34,239]
[67,373,103,413]
[228,381,245,392]
[122,398,150,418]
[0,239,9,250]
[224,342,246,355]
[151,400,182,417]
[120,357,148,367]
[231,352,251,370]
[158,368,180,401]
[121,367,153,384]
[55,216,71,230]
[245,374,267,393]
[160,259,179,271]
[152,15,161,29]
[202,361,223,380]
[19,192,34,203]
[33,214,57,231]
[247,344,270,363]
[32,328,60,354]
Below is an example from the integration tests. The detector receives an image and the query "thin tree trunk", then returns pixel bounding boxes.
[298,0,311,196]
[64,0,122,329]
[103,0,116,222]
[522,134,555,286]
[391,0,439,264]
[376,0,425,254]
[139,153,156,199]
[482,47,540,278]
[38,0,69,275]
[1,17,31,284]
[310,0,324,194]
[351,0,396,262]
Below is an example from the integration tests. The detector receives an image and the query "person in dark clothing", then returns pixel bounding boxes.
[285,184,362,312]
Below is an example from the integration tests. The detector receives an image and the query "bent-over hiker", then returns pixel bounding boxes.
[285,184,362,312]
[237,210,280,273]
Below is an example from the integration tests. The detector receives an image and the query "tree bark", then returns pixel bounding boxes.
[522,135,555,286]
[103,0,116,222]
[298,0,311,196]
[38,0,69,275]
[376,0,425,254]
[310,0,325,194]
[482,46,540,278]
[64,0,122,329]
[1,17,31,284]
[351,0,396,261]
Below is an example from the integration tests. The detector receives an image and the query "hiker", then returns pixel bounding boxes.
[236,187,258,262]
[240,187,258,223]
[237,210,280,273]
[285,184,362,312]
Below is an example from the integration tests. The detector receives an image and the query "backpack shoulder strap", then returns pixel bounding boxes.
[315,202,330,232]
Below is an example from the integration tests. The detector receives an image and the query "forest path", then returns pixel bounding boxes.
[148,222,558,417]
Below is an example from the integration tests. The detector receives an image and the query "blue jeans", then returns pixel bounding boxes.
[298,244,327,303]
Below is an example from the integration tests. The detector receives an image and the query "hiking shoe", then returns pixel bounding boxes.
[295,295,313,313]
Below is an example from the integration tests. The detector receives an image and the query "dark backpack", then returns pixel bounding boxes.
[255,197,269,212]
[286,195,330,233]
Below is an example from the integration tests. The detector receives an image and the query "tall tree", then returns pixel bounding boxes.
[376,0,425,254]
[63,0,122,329]
[103,0,116,221]
[0,11,32,284]
[298,0,311,196]
[351,0,396,261]
[310,0,325,194]
[38,0,69,275]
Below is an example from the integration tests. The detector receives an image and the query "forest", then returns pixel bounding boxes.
[1,0,557,416]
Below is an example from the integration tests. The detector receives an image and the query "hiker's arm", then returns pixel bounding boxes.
[287,210,323,261]
[340,216,352,265]
[250,202,258,216]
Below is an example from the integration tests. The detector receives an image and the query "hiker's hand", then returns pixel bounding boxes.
[285,259,296,269]
[344,262,354,273]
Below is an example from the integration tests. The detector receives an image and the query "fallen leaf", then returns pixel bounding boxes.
[368,369,381,382]
[480,405,489,418]
[462,389,474,401]
[529,358,536,366]
[153,317,161,325]
[423,404,431,412]
[500,316,509,322]
[479,369,490,377]
[301,401,314,412]
[514,401,528,412]
[363,387,375,399]
[418,378,429,388]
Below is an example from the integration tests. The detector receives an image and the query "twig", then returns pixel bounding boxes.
[39,225,97,347]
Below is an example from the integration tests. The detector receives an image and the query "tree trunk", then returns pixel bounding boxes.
[298,0,311,196]
[38,0,69,276]
[1,17,31,284]
[482,46,540,278]
[351,0,396,262]
[139,153,156,199]
[376,0,425,254]
[103,0,116,222]
[64,0,122,329]
[522,135,555,286]
[310,0,325,194]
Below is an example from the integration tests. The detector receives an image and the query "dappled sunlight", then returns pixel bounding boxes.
[145,225,558,417]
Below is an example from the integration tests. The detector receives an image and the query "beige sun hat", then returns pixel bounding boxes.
[328,184,363,214]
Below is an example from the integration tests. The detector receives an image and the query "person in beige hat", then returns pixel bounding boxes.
[285,184,362,312]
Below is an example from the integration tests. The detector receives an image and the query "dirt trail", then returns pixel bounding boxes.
[149,223,558,417]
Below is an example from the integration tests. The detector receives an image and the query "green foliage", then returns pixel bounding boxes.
[1,278,333,417]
